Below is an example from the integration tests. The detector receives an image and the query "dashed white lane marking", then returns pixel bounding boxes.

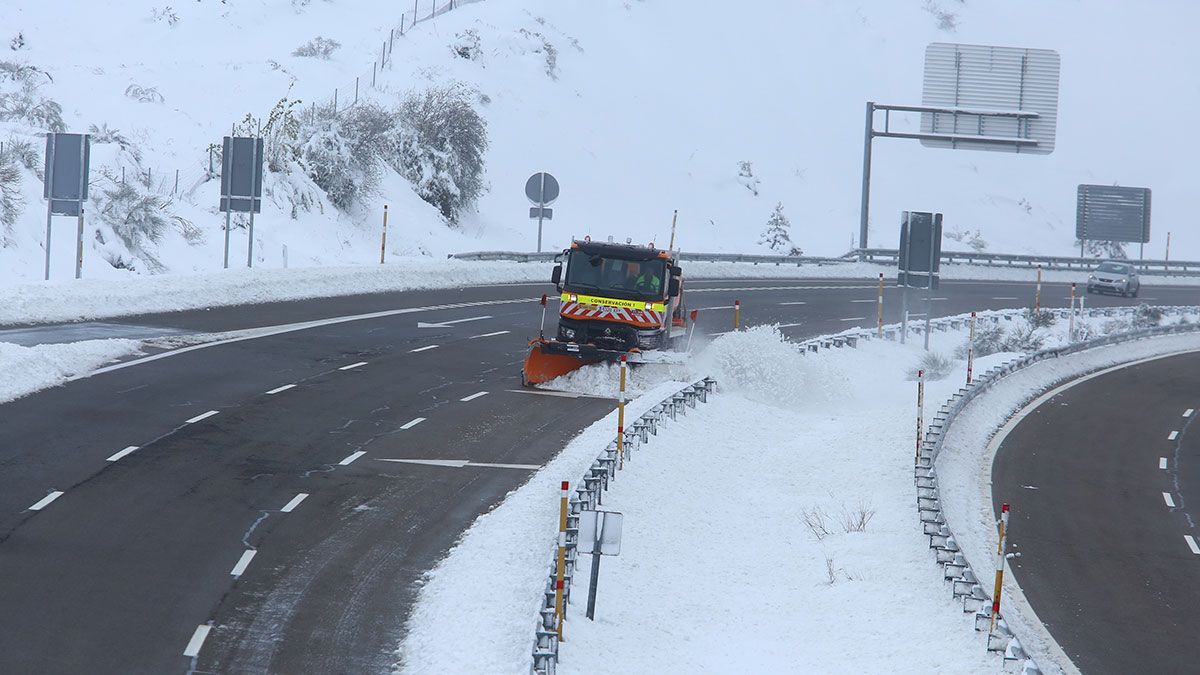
[776,322,804,328]
[280,493,309,513]
[266,384,296,395]
[339,361,368,371]
[400,417,426,430]
[339,451,366,466]
[700,305,735,311]
[185,410,219,424]
[992,297,1020,300]
[230,549,257,577]
[470,330,511,339]
[1169,431,1180,441]
[1186,409,1195,418]
[410,345,439,353]
[460,391,489,402]
[849,299,876,303]
[183,624,212,658]
[839,317,867,322]
[106,446,139,462]
[1161,457,1169,470]
[28,491,64,511]
[1164,492,1177,508]
[779,301,807,306]
[377,458,541,470]
[1186,535,1200,555]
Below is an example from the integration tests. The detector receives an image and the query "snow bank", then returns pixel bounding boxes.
[0,339,142,403]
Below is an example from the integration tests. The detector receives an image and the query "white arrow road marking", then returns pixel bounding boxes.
[183,625,212,658]
[29,491,64,511]
[417,315,493,329]
[377,458,541,470]
[230,549,257,577]
[107,446,139,462]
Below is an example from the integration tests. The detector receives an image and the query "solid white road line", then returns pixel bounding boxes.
[1161,457,1169,470]
[469,330,510,339]
[776,322,804,328]
[1186,535,1200,555]
[849,299,876,303]
[183,624,212,658]
[469,461,542,470]
[779,301,807,306]
[266,384,296,395]
[280,493,309,513]
[839,317,866,322]
[339,361,368,371]
[339,451,366,466]
[1164,492,1177,508]
[992,297,1020,300]
[417,315,494,328]
[410,345,439,353]
[1186,409,1195,418]
[28,491,64,511]
[376,458,540,470]
[185,410,219,424]
[400,417,426,430]
[460,391,489,402]
[106,446,139,462]
[700,305,735,311]
[1169,431,1180,441]
[230,549,257,577]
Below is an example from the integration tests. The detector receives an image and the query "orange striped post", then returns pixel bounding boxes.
[380,204,389,264]
[990,503,1011,633]
[966,312,976,385]
[555,480,569,640]
[916,369,925,462]
[877,273,884,338]
[734,299,741,330]
[1068,283,1077,342]
[617,355,627,470]
[1034,265,1042,313]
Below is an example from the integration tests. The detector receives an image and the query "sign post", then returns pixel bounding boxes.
[577,509,624,620]
[898,211,943,350]
[43,132,91,280]
[220,136,265,268]
[525,172,559,253]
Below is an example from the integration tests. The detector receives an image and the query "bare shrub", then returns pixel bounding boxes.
[802,506,831,541]
[293,36,341,59]
[1025,307,1057,328]
[825,556,838,584]
[839,502,875,533]
[0,147,23,243]
[1134,303,1164,328]
[908,351,952,381]
[124,84,164,104]
[0,61,64,132]
[451,29,482,60]
[999,324,1045,353]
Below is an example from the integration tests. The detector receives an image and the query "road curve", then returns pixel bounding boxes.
[0,275,1196,673]
[993,351,1200,675]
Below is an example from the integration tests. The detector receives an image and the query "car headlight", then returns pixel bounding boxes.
[1088,275,1096,281]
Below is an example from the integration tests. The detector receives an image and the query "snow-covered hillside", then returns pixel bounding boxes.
[2,0,1197,284]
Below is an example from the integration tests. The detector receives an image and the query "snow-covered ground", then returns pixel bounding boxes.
[396,309,1200,674]
[0,338,142,404]
[3,1,1199,286]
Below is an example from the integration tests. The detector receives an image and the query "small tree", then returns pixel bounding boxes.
[759,202,802,256]
[394,83,488,223]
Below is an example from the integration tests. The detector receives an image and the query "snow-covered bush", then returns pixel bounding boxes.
[451,30,482,60]
[908,351,952,381]
[999,323,1044,353]
[946,225,987,252]
[93,174,193,271]
[394,83,488,223]
[302,102,394,209]
[88,123,141,162]
[956,323,1005,359]
[293,36,341,59]
[1025,307,1056,328]
[124,84,164,104]
[0,61,64,132]
[518,29,559,79]
[0,145,23,244]
[10,33,26,51]
[737,160,759,196]
[759,202,802,256]
[1134,303,1164,328]
[1077,238,1128,259]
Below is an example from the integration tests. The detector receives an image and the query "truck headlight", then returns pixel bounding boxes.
[562,327,577,339]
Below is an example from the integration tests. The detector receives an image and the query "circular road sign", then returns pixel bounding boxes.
[525,172,560,205]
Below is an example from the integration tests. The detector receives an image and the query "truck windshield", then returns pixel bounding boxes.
[564,251,666,300]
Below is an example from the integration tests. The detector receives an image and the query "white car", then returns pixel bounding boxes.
[1087,261,1140,297]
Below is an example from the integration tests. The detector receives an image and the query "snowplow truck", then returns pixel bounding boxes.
[522,239,686,385]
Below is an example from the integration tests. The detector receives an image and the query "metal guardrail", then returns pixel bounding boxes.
[530,377,717,675]
[450,248,1200,277]
[913,304,1200,674]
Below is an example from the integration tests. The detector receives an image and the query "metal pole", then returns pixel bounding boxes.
[924,225,935,351]
[333,88,338,115]
[585,549,601,620]
[75,207,84,279]
[223,209,231,269]
[537,172,546,253]
[372,61,377,88]
[876,273,884,338]
[1166,231,1172,263]
[247,206,256,268]
[538,294,548,338]
[174,168,179,194]
[380,205,388,264]
[668,209,678,251]
[537,210,544,253]
[1068,283,1076,342]
[44,134,55,281]
[967,312,976,384]
[900,288,908,344]
[915,369,925,462]
[354,77,359,105]
[617,356,627,470]
[858,102,874,254]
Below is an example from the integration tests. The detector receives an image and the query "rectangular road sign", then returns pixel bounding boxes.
[898,211,943,290]
[576,510,623,556]
[529,206,553,220]
[1076,185,1151,243]
[921,43,1060,154]
[44,133,91,216]
[220,136,264,213]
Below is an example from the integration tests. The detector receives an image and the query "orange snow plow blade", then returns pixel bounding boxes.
[522,340,601,386]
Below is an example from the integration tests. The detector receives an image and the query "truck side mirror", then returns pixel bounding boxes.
[551,264,562,285]
[672,265,682,276]
[668,278,681,297]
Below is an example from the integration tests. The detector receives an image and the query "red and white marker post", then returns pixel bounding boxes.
[966,311,976,385]
[686,309,699,352]
[555,480,569,640]
[733,299,741,330]
[538,294,548,338]
[916,369,925,462]
[1034,265,1043,314]
[617,355,627,470]
[990,503,1011,633]
[877,273,885,338]
[1068,283,1077,342]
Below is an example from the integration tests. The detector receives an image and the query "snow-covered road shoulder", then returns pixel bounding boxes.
[0,339,143,404]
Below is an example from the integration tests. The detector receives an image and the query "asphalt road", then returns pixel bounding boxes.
[0,274,1196,673]
[993,351,1200,675]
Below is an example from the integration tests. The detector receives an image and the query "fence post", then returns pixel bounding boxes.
[413,0,418,24]
[174,168,179,194]
[380,205,388,264]
[333,88,338,115]
[372,61,377,88]
[354,77,359,105]
[555,481,569,641]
